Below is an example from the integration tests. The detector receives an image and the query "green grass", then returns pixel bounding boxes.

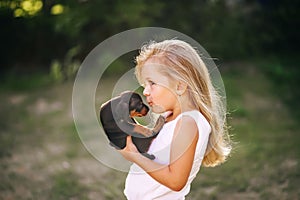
[187,62,300,199]
[0,61,299,199]
[50,170,89,200]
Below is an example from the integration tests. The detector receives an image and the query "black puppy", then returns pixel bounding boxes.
[100,91,165,160]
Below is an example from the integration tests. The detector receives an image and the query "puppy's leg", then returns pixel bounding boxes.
[118,120,153,138]
[133,124,153,137]
[152,115,165,135]
[141,152,155,160]
[130,115,166,138]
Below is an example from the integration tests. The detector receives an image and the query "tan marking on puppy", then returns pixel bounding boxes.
[133,125,153,137]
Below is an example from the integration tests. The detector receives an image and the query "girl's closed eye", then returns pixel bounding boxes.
[144,80,156,87]
[149,80,156,85]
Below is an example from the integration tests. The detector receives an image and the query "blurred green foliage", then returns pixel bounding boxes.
[0,0,299,70]
[258,56,300,120]
[50,46,80,83]
[0,0,299,115]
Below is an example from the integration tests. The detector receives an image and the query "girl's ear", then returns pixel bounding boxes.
[176,81,188,96]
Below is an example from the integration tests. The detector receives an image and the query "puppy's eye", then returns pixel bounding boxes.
[134,103,143,112]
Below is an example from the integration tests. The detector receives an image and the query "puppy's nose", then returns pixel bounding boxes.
[141,106,149,115]
[145,105,149,113]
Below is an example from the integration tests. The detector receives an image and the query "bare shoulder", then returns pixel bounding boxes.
[170,114,199,170]
[174,115,198,139]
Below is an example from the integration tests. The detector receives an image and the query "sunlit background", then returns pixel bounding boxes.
[0,0,299,199]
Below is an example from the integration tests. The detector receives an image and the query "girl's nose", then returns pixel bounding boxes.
[143,85,150,96]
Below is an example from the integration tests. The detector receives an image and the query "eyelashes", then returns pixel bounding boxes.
[149,80,156,85]
[141,80,156,88]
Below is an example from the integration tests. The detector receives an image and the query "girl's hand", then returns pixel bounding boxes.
[118,136,140,162]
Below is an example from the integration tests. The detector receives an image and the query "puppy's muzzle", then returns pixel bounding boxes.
[140,105,149,116]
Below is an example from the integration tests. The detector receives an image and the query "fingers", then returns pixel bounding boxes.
[117,136,131,151]
[123,135,139,154]
[126,135,132,144]
[117,136,140,162]
[125,135,137,152]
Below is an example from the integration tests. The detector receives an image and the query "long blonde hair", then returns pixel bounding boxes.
[135,39,231,167]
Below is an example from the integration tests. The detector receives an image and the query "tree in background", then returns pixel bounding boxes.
[0,0,298,72]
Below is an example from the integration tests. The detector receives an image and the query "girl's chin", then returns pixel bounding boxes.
[151,105,166,114]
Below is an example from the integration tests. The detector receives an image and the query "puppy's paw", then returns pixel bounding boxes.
[141,152,155,160]
[152,115,165,134]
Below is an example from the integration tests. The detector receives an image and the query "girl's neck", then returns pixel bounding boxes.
[166,97,197,122]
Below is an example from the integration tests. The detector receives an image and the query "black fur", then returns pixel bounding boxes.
[100,91,165,160]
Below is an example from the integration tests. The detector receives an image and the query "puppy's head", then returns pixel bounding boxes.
[120,91,149,117]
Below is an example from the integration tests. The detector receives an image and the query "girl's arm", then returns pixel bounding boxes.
[119,115,199,191]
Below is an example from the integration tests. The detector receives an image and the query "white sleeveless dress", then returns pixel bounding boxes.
[124,110,211,200]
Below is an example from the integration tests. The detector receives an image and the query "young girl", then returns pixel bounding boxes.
[118,39,232,199]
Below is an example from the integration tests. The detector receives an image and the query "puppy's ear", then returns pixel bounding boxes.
[120,91,133,103]
[120,90,132,98]
[113,92,132,120]
[121,91,133,108]
[114,102,129,120]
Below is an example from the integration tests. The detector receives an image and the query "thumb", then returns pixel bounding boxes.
[125,135,138,152]
[126,135,134,147]
[126,135,132,143]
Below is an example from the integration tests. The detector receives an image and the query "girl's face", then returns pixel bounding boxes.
[140,60,178,114]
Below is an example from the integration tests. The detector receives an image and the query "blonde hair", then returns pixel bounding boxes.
[135,39,231,167]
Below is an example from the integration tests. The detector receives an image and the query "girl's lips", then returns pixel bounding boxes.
[147,97,153,106]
